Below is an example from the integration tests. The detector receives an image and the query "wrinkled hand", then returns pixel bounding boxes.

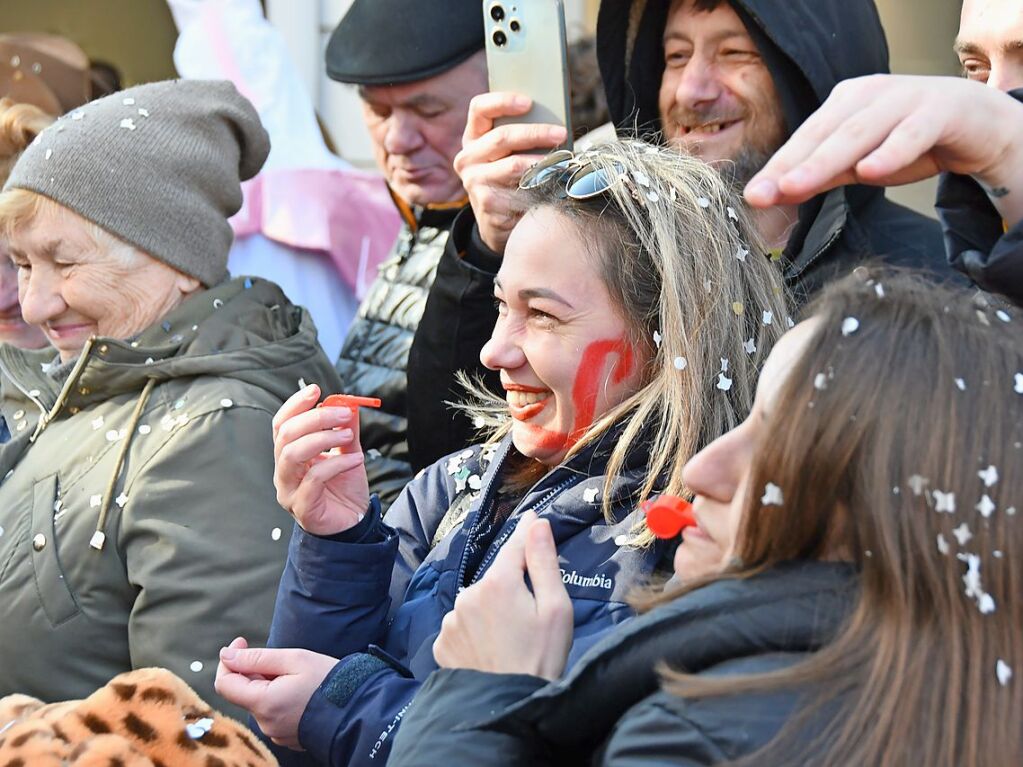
[745,75,1023,228]
[272,384,369,535]
[454,92,568,253]
[215,637,339,750]
[433,511,574,681]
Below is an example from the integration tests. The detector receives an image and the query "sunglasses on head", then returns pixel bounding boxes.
[518,149,627,200]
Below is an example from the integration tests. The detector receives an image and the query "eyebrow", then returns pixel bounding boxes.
[358,87,447,110]
[663,29,752,47]
[954,38,1023,55]
[494,279,575,309]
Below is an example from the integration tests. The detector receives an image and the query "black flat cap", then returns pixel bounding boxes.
[326,0,485,86]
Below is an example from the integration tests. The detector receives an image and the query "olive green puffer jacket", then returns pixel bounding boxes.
[0,276,341,719]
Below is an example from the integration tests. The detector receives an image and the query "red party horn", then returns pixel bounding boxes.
[319,394,381,454]
[643,495,696,539]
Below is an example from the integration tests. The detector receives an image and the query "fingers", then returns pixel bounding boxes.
[488,510,538,576]
[464,92,532,142]
[271,384,320,441]
[219,646,307,679]
[524,520,570,615]
[850,112,943,184]
[275,428,355,488]
[461,122,567,166]
[274,406,354,463]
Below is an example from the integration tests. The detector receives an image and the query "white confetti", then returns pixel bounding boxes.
[933,490,956,513]
[997,659,1013,686]
[955,378,967,391]
[996,310,1011,323]
[761,482,784,506]
[814,373,828,391]
[696,196,711,208]
[90,495,102,508]
[213,298,224,309]
[632,170,650,187]
[977,494,996,518]
[119,118,137,131]
[720,358,729,372]
[907,474,928,496]
[653,330,662,348]
[726,206,738,221]
[467,475,483,491]
[614,534,630,547]
[122,97,135,105]
[138,107,150,117]
[583,487,599,503]
[960,552,996,614]
[0,525,3,537]
[936,533,950,555]
[71,110,84,120]
[138,424,151,435]
[220,398,234,408]
[977,310,991,326]
[45,148,52,160]
[874,283,885,298]
[646,191,659,203]
[841,317,860,336]
[743,337,756,355]
[673,356,688,371]
[1015,373,1023,394]
[762,311,774,326]
[91,416,104,430]
[460,449,474,459]
[115,492,128,508]
[105,429,120,442]
[716,373,733,392]
[952,522,973,546]
[735,246,749,263]
[786,317,795,329]
[979,465,999,488]
[189,660,204,673]
[1008,507,1017,516]
[271,527,282,541]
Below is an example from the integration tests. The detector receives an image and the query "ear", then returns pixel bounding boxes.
[175,273,202,295]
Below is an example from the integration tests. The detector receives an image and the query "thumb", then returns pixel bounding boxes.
[489,510,538,576]
[524,519,569,610]
[220,646,300,678]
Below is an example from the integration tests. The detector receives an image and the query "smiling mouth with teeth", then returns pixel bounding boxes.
[680,120,738,136]
[505,387,553,421]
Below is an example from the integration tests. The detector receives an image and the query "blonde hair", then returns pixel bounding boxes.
[466,140,790,530]
[0,98,53,185]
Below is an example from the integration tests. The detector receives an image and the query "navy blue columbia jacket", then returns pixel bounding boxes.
[266,430,668,766]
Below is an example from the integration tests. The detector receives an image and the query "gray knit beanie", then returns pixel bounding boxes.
[3,78,269,287]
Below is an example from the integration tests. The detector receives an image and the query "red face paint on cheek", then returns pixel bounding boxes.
[522,336,635,454]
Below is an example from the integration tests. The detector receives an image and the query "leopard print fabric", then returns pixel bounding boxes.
[0,667,277,767]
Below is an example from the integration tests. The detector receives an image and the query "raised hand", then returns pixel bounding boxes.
[433,511,574,681]
[272,384,370,536]
[454,92,568,253]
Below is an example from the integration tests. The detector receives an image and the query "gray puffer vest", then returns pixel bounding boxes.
[335,199,462,506]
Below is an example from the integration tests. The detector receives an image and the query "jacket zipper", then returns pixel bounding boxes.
[466,473,581,587]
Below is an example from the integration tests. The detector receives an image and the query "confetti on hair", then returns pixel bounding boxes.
[955,378,967,391]
[761,482,784,506]
[977,494,996,518]
[743,337,756,355]
[727,206,738,221]
[996,310,1011,323]
[762,310,774,326]
[717,373,733,391]
[997,660,1013,686]
[841,317,860,336]
[936,533,950,555]
[653,330,662,349]
[959,552,996,614]
[977,310,991,327]
[933,490,956,513]
[732,301,745,315]
[673,356,688,371]
[786,317,795,329]
[632,170,651,187]
[720,358,729,373]
[1015,373,1023,394]
[696,196,711,208]
[978,465,999,487]
[908,475,929,496]
[874,283,885,298]
[952,522,973,546]
[735,245,749,263]
[814,373,828,391]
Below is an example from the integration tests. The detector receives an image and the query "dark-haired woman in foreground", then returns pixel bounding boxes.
[390,270,1022,767]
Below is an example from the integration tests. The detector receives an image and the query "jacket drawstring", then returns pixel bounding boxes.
[90,378,156,551]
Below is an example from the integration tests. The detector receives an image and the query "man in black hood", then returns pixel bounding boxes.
[595,0,952,299]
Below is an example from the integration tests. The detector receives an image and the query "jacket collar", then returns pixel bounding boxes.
[387,185,466,232]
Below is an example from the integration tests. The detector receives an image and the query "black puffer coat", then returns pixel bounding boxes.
[596,0,955,302]
[388,561,856,766]
[335,198,461,504]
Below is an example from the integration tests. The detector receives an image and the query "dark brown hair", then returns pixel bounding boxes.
[662,269,1023,765]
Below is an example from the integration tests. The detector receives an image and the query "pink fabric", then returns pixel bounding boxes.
[232,169,401,299]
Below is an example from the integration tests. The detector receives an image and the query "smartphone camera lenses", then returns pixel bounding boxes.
[490,4,505,21]
[492,29,508,47]
[509,19,521,32]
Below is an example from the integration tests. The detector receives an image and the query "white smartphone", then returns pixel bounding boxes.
[483,0,573,149]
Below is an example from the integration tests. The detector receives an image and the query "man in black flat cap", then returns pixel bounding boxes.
[325,0,496,507]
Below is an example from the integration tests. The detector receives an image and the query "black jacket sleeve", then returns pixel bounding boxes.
[936,87,1023,307]
[406,207,503,472]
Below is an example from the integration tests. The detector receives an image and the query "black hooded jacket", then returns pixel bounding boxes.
[597,0,953,300]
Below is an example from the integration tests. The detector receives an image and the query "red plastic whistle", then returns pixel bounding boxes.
[319,394,382,454]
[643,495,697,539]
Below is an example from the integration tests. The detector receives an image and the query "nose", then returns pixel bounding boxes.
[673,55,724,109]
[480,316,527,372]
[383,110,426,157]
[682,419,751,502]
[987,60,1023,93]
[18,263,66,327]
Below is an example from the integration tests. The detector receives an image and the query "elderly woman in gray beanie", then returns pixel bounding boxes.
[0,79,341,717]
